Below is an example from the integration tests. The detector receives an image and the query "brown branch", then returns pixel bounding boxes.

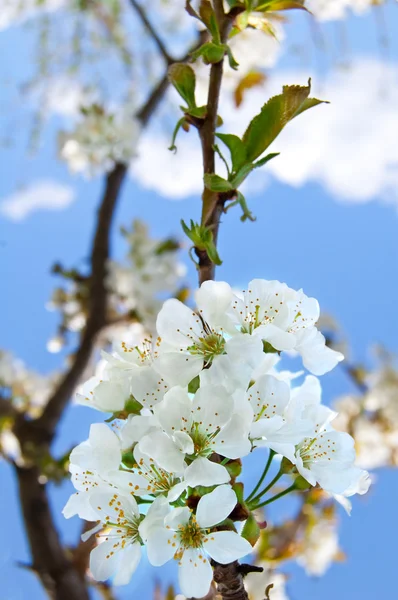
[195,2,238,285]
[16,465,89,600]
[212,561,249,600]
[129,0,173,65]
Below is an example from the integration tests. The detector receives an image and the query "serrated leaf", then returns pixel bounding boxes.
[216,133,247,173]
[256,0,308,11]
[234,71,266,107]
[242,80,326,162]
[205,237,223,265]
[204,173,234,192]
[168,63,196,108]
[293,96,329,118]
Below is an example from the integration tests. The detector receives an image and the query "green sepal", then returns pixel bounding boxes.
[204,173,234,192]
[121,450,136,468]
[188,375,200,394]
[241,513,261,546]
[181,219,223,266]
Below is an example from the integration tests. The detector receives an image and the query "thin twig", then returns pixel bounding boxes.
[129,0,174,65]
[195,1,237,285]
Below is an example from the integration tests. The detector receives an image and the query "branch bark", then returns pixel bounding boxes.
[195,2,240,285]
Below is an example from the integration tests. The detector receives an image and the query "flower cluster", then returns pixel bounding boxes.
[47,220,186,351]
[64,279,369,597]
[58,104,141,177]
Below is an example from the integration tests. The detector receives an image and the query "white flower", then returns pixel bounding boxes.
[76,376,129,413]
[247,375,314,461]
[112,445,187,502]
[87,490,145,585]
[155,281,264,386]
[294,430,367,496]
[142,485,252,598]
[101,339,170,410]
[63,424,138,520]
[227,279,343,375]
[297,521,340,576]
[59,105,141,177]
[246,565,289,600]
[139,385,251,486]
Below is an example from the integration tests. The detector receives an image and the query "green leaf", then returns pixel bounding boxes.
[168,63,196,108]
[186,105,207,119]
[230,163,254,188]
[253,152,280,169]
[293,97,330,118]
[216,133,247,172]
[204,173,234,192]
[226,45,239,70]
[168,117,186,152]
[256,0,308,11]
[242,80,326,162]
[205,240,223,266]
[191,42,226,65]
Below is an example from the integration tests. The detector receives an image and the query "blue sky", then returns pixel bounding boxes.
[1,3,398,599]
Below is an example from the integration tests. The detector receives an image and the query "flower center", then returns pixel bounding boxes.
[178,516,205,549]
[189,423,219,457]
[187,332,226,363]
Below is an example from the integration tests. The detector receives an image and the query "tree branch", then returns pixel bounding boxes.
[16,465,89,600]
[195,2,236,285]
[129,0,173,65]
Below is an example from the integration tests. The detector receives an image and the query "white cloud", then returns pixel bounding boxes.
[0,181,76,221]
[132,57,398,208]
[0,0,66,31]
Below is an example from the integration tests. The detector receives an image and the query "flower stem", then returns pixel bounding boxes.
[247,467,284,508]
[245,449,275,502]
[250,483,297,510]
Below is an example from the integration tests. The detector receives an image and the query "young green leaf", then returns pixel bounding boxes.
[242,80,326,162]
[168,63,197,108]
[204,173,234,192]
[216,133,247,173]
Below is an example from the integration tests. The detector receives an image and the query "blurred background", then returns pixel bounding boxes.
[1,1,398,599]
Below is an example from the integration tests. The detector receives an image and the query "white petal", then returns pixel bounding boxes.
[81,522,102,542]
[113,542,141,586]
[195,280,233,330]
[204,531,252,564]
[167,481,187,502]
[92,380,128,412]
[164,507,191,529]
[63,492,99,521]
[130,365,169,409]
[256,323,296,351]
[154,351,203,387]
[120,414,157,449]
[173,431,195,455]
[225,333,264,370]
[90,539,119,582]
[155,387,193,435]
[178,549,213,599]
[156,299,202,348]
[139,431,186,473]
[196,485,237,529]
[139,496,171,541]
[211,415,251,459]
[145,528,176,566]
[184,457,230,487]
[192,385,234,431]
